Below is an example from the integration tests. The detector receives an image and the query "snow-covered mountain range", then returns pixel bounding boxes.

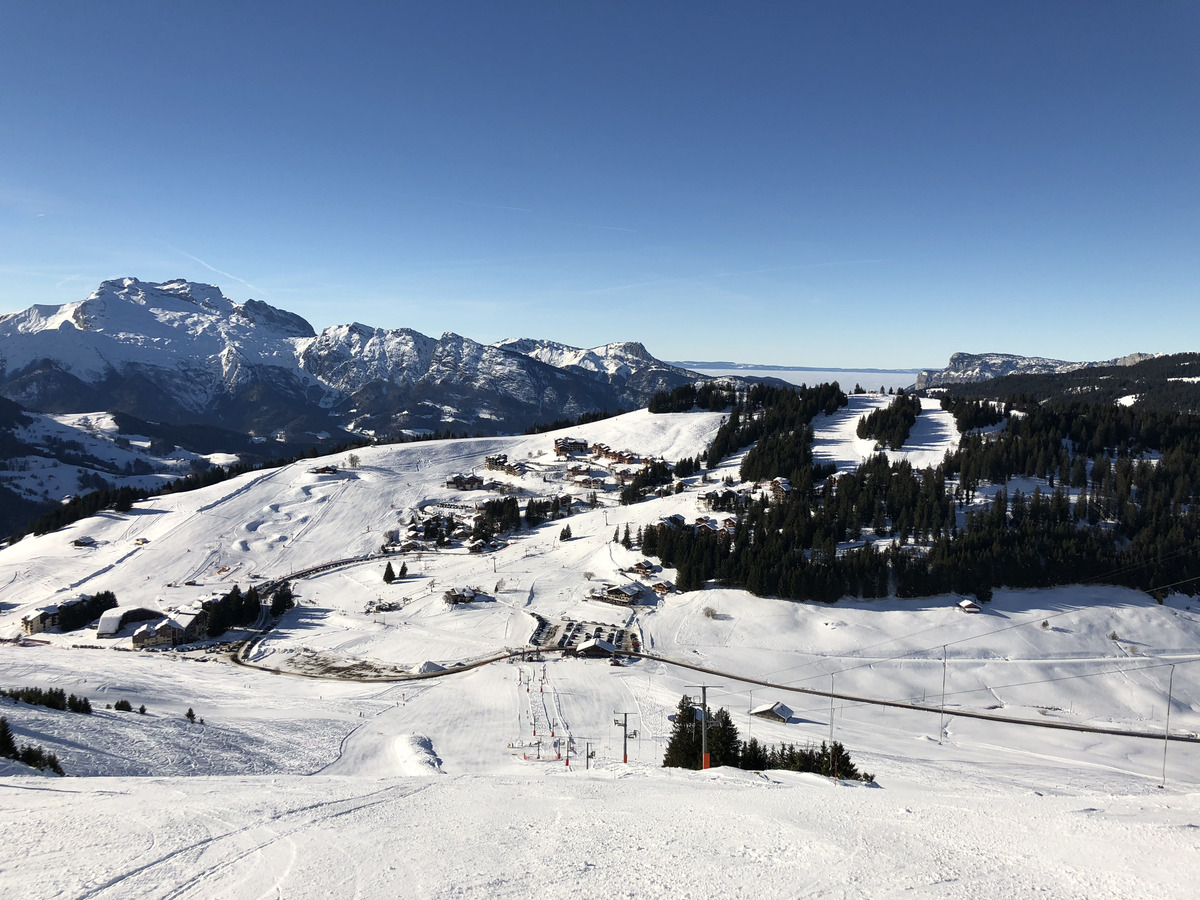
[0,278,700,440]
[915,351,1156,390]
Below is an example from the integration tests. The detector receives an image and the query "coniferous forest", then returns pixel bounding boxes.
[645,383,1200,603]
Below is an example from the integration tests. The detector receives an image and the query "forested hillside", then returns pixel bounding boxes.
[644,385,1200,602]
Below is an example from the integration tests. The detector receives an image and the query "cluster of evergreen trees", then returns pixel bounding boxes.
[206,585,261,637]
[648,382,738,413]
[940,396,1004,432]
[269,583,295,617]
[0,717,63,775]
[524,495,573,527]
[619,461,674,505]
[661,695,870,780]
[674,456,701,479]
[58,590,118,633]
[857,392,921,450]
[1,686,92,714]
[473,497,522,539]
[708,382,847,473]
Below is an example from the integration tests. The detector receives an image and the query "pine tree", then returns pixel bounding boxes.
[185,707,196,723]
[398,562,408,579]
[0,717,15,758]
[707,707,741,768]
[383,561,396,584]
[560,524,572,541]
[662,695,702,769]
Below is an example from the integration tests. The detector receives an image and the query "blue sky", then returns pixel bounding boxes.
[1,2,1195,368]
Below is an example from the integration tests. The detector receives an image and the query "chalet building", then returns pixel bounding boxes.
[443,588,477,605]
[698,489,734,510]
[484,454,508,471]
[769,478,792,502]
[308,465,339,475]
[605,584,641,604]
[131,603,209,649]
[958,598,982,614]
[651,582,673,597]
[132,620,173,649]
[72,535,96,548]
[577,638,617,658]
[445,473,484,491]
[503,461,528,477]
[554,437,589,456]
[631,560,656,577]
[750,701,793,723]
[573,475,606,489]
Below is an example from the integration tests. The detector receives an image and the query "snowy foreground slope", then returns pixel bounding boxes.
[2,401,1199,898]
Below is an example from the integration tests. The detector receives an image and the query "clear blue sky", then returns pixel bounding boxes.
[1,2,1196,368]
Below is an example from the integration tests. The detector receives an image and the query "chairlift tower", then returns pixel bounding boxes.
[686,684,722,769]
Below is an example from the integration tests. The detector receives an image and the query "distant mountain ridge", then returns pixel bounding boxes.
[0,278,701,440]
[915,351,1157,391]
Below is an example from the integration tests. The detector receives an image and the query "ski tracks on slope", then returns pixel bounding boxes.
[75,783,433,900]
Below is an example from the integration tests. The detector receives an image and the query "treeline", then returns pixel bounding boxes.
[647,382,737,414]
[644,385,1200,602]
[1,687,92,714]
[523,408,626,435]
[945,352,1200,414]
[0,717,63,775]
[857,392,921,450]
[662,695,870,781]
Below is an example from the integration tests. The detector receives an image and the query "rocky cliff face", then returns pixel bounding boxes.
[915,351,1156,390]
[0,278,700,439]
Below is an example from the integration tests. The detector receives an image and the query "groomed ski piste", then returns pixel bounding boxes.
[2,399,1199,899]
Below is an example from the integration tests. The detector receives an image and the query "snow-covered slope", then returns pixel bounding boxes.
[2,408,1198,898]
[0,279,700,439]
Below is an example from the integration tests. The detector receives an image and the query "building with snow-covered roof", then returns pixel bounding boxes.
[750,701,793,723]
[958,598,982,613]
[21,605,59,635]
[577,638,617,658]
[97,606,163,638]
[130,603,209,649]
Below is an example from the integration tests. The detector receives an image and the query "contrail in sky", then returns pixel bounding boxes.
[164,243,269,298]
